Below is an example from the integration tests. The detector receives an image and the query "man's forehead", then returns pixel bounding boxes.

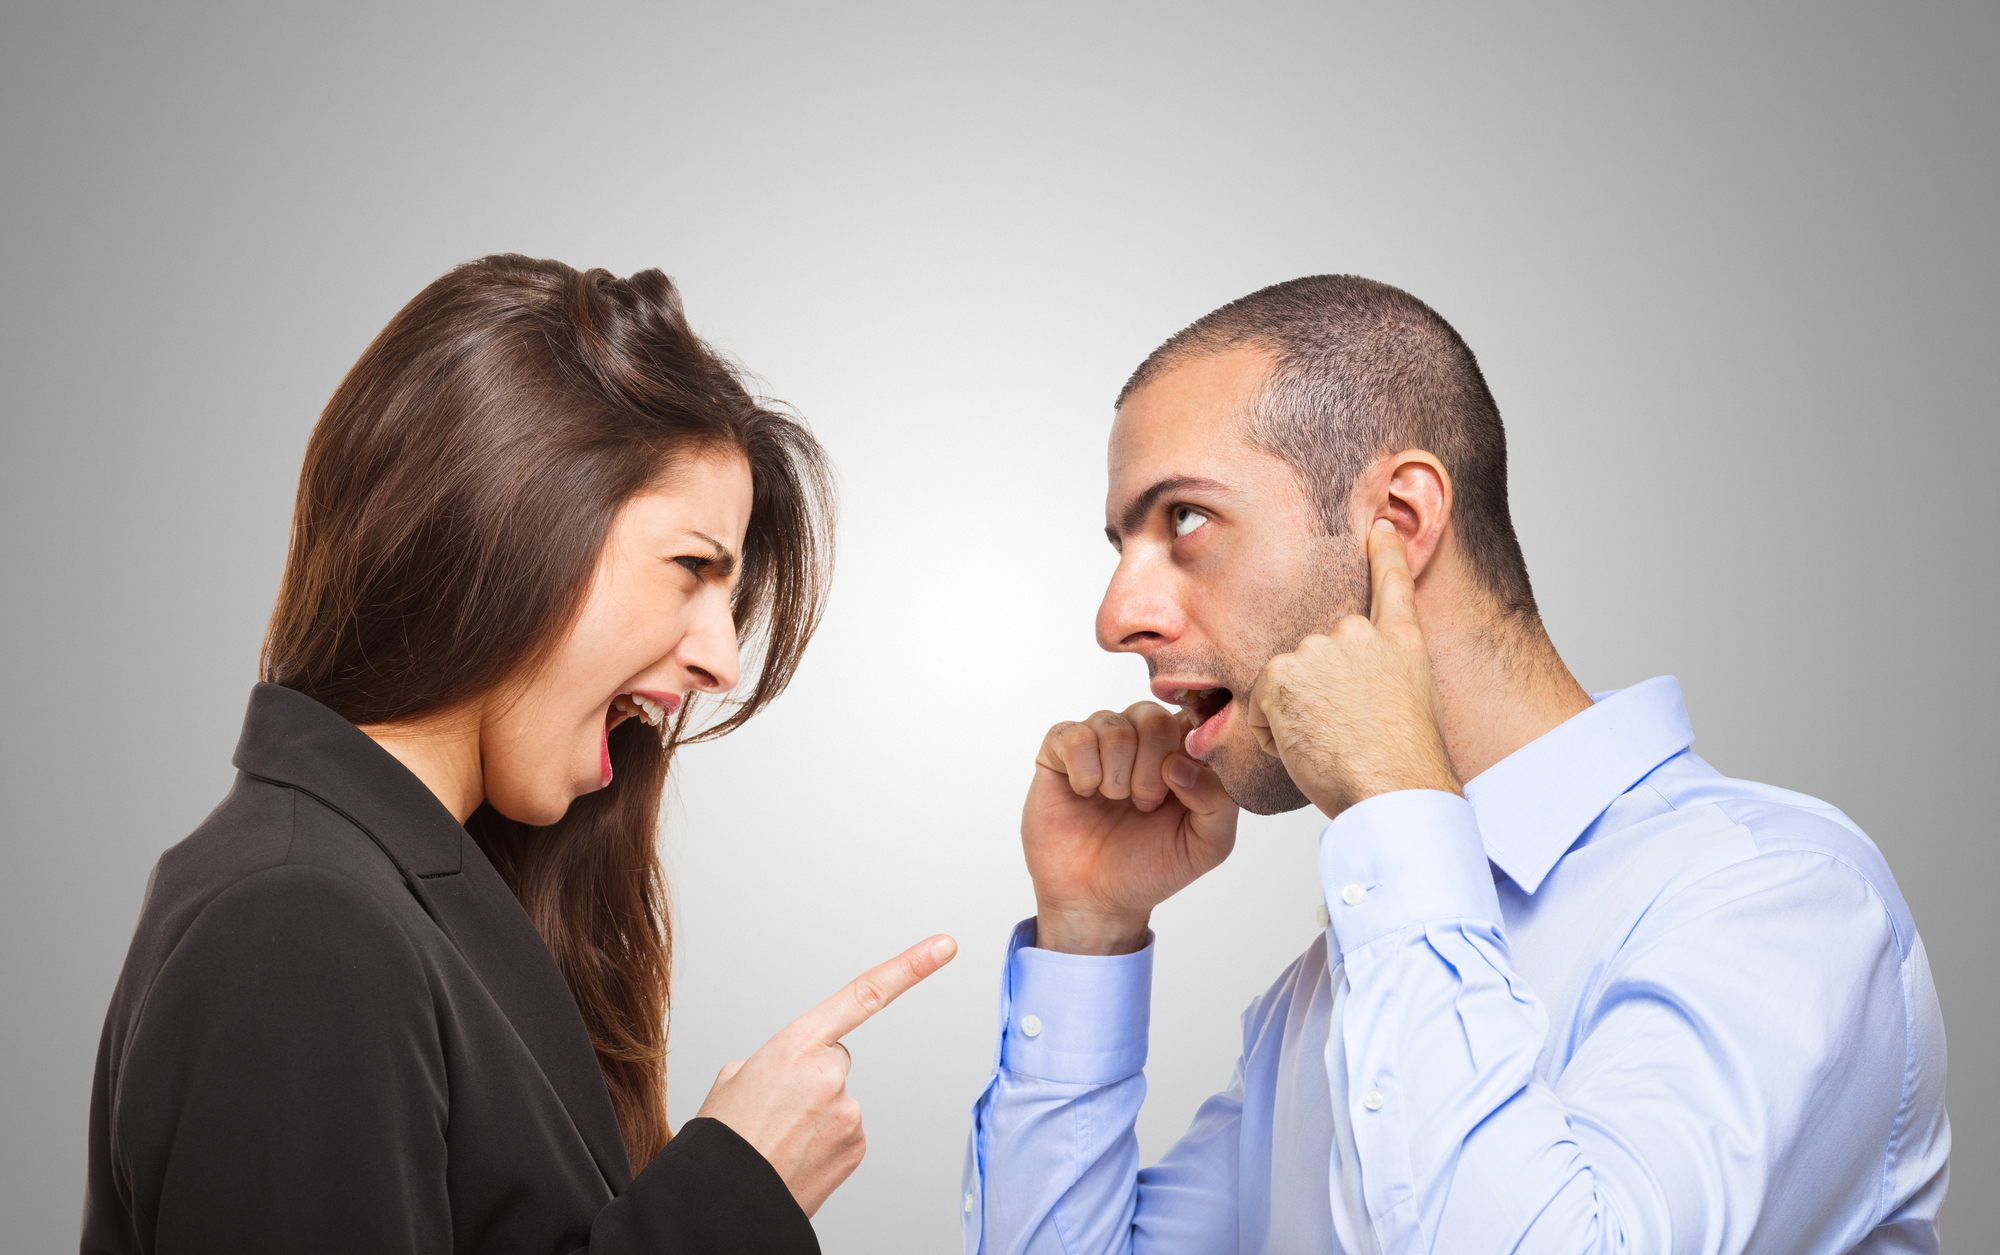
[1107,348,1272,510]
[1112,347,1267,449]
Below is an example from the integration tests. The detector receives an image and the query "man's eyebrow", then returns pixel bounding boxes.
[686,531,738,578]
[1108,476,1233,539]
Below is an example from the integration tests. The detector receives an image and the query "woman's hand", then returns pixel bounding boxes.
[694,934,958,1216]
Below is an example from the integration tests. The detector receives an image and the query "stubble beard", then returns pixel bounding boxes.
[1168,533,1370,816]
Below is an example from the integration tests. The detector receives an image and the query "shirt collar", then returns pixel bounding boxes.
[1463,675,1695,894]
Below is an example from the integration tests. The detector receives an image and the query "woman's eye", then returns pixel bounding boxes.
[674,556,710,576]
[1172,506,1208,538]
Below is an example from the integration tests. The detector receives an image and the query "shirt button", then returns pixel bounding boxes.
[1020,1014,1043,1038]
[1342,883,1368,906]
[964,1191,975,1214]
[1315,903,1330,928]
[1363,1088,1386,1111]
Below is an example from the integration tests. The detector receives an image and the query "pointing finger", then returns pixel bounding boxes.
[1368,519,1418,626]
[793,934,958,1046]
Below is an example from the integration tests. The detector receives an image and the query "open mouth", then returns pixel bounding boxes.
[608,692,677,748]
[1167,686,1234,756]
[1169,686,1233,726]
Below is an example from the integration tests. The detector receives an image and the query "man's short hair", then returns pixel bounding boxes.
[1118,275,1537,619]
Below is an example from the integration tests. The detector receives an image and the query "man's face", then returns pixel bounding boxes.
[1098,349,1367,815]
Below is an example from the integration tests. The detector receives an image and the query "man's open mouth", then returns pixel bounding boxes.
[1169,686,1234,729]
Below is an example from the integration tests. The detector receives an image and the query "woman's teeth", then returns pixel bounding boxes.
[612,694,673,747]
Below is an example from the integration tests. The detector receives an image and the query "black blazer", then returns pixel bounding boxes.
[83,683,819,1254]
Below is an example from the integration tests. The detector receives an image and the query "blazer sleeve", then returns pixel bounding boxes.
[107,864,817,1255]
[586,1118,820,1254]
[109,865,453,1254]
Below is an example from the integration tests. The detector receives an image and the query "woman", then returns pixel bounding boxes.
[81,255,954,1253]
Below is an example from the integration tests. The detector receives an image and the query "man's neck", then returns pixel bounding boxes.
[1415,564,1592,785]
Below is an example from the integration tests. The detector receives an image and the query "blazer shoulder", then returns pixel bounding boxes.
[148,773,411,923]
[115,776,422,1038]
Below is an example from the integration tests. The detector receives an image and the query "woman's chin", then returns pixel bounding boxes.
[483,783,578,828]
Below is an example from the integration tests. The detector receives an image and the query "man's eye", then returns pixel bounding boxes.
[1172,506,1208,538]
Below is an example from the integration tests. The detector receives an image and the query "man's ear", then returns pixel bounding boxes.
[1361,450,1451,578]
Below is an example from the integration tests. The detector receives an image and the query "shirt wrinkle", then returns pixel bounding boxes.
[967,676,1948,1254]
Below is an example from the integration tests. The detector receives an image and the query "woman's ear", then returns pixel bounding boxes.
[1373,450,1452,578]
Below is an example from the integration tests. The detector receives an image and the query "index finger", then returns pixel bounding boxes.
[793,934,959,1046]
[1367,519,1417,626]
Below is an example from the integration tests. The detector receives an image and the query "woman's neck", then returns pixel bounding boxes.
[358,704,486,823]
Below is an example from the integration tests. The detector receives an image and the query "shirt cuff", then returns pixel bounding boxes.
[1000,919,1153,1084]
[1320,788,1501,956]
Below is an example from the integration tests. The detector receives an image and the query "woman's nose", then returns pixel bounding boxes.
[680,595,742,693]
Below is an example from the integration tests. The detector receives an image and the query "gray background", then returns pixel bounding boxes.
[3,3,1992,1250]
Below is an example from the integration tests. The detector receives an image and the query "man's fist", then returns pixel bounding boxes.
[1023,702,1239,954]
[1245,520,1461,818]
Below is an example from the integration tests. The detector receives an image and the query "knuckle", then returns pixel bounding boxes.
[851,977,887,1013]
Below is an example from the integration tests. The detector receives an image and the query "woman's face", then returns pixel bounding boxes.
[482,451,754,825]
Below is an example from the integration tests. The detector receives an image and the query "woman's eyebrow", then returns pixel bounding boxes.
[685,531,738,578]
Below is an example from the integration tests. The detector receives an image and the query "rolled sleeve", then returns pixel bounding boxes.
[1319,788,1500,956]
[1001,921,1154,1084]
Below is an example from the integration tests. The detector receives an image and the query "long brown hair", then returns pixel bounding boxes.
[261,254,834,1169]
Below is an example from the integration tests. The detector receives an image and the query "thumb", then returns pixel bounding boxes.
[1163,752,1235,827]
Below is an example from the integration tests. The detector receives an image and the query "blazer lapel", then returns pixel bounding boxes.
[233,683,634,1192]
[411,848,634,1190]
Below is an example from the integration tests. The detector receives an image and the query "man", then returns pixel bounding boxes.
[961,277,1949,1253]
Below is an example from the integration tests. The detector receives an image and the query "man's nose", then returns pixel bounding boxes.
[679,595,743,693]
[1095,550,1183,654]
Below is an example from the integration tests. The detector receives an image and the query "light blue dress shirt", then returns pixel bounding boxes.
[964,678,1949,1253]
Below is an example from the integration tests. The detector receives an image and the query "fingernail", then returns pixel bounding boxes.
[1374,518,1396,533]
[930,936,958,963]
[1167,756,1197,789]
